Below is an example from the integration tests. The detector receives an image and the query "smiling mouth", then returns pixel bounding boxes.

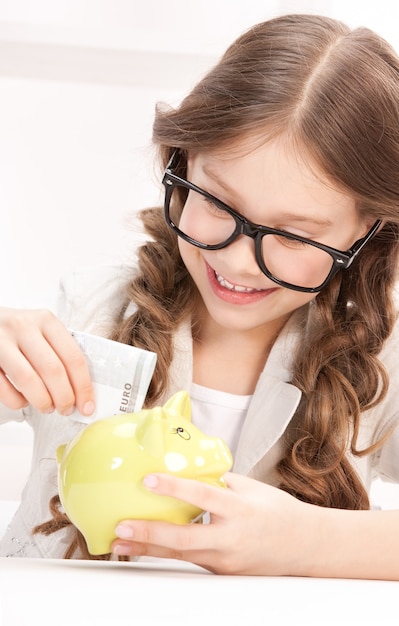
[215,271,264,293]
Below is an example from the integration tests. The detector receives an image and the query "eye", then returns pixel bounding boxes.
[200,194,230,218]
[171,426,191,440]
[273,233,314,249]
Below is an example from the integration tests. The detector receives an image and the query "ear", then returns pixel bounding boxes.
[135,407,167,458]
[361,217,385,237]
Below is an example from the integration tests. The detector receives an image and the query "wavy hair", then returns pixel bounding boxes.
[35,14,399,557]
[143,14,399,508]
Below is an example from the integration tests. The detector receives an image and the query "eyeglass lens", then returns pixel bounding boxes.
[167,183,335,290]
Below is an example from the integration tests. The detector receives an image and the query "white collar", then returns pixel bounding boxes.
[166,307,307,475]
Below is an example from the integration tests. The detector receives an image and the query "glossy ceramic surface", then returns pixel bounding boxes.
[56,391,233,554]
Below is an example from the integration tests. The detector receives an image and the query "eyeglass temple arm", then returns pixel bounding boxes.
[165,150,180,172]
[345,219,382,268]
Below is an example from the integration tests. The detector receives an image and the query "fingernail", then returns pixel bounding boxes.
[82,401,95,416]
[45,405,55,414]
[112,543,131,556]
[115,524,134,540]
[143,474,159,489]
[61,406,74,417]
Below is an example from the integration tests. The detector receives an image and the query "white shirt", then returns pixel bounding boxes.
[190,383,251,457]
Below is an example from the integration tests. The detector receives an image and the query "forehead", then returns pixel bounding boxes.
[193,135,330,186]
[191,137,356,218]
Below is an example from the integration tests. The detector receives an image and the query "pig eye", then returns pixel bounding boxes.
[171,426,191,440]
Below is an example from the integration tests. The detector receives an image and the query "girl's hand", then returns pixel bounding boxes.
[0,307,94,417]
[112,472,316,576]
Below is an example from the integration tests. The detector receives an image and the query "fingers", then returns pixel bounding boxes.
[112,474,237,570]
[112,474,312,576]
[0,369,29,410]
[42,320,94,416]
[113,519,213,564]
[142,473,235,518]
[223,471,253,491]
[113,516,230,573]
[2,328,71,414]
[0,308,94,416]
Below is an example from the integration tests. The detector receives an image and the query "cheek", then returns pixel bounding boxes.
[263,239,334,290]
[178,197,221,245]
[178,238,199,273]
[283,254,333,288]
[274,290,316,322]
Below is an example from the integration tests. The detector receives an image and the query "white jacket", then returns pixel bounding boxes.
[1,265,399,558]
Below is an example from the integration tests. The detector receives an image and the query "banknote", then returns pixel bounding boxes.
[64,330,157,424]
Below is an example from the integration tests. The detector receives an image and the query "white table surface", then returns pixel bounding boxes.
[0,557,398,626]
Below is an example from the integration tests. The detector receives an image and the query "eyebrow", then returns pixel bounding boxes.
[276,213,333,228]
[201,164,334,228]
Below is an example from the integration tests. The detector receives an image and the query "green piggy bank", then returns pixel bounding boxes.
[56,390,233,555]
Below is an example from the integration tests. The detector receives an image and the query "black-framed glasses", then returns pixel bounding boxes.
[162,151,382,293]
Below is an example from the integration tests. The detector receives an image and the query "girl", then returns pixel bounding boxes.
[1,13,399,578]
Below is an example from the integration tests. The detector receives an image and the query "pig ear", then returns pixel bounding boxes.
[163,391,191,422]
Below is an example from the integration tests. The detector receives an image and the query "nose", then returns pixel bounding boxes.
[214,234,262,277]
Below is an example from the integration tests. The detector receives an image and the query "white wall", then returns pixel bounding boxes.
[0,0,282,309]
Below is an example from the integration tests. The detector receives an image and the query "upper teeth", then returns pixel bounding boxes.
[216,272,262,293]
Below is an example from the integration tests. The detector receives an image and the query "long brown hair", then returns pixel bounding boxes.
[36,14,399,557]
[129,14,399,506]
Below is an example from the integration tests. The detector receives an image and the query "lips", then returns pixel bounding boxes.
[205,262,276,304]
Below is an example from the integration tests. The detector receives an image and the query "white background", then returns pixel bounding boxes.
[1,1,399,509]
